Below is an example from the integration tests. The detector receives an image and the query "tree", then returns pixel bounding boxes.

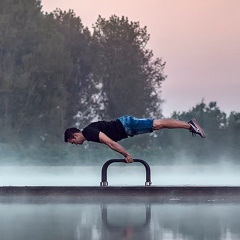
[0,0,75,145]
[91,15,166,120]
[52,9,99,128]
[0,0,46,142]
[226,111,240,160]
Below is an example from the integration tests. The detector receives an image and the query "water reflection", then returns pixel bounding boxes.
[0,200,240,240]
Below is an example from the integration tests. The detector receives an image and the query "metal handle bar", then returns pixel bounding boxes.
[100,159,152,186]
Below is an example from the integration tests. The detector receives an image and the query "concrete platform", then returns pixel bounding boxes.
[1,186,240,204]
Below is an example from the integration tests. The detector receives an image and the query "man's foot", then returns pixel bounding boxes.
[188,118,206,138]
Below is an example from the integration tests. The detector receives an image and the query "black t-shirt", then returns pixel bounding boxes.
[82,119,128,143]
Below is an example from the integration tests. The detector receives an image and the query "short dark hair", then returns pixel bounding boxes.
[64,128,81,142]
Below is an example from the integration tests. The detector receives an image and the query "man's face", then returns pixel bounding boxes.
[68,133,84,145]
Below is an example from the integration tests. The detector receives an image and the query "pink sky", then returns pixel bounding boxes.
[41,0,240,117]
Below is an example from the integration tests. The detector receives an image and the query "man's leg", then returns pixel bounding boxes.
[153,118,206,138]
[153,119,190,130]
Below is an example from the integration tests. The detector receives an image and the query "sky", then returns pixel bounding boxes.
[41,0,240,117]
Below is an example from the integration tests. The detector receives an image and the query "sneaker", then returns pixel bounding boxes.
[188,118,206,138]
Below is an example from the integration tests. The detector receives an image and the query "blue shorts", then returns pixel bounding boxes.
[118,116,154,137]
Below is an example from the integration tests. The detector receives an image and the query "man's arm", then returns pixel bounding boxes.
[99,132,133,163]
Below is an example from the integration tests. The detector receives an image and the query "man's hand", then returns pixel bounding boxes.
[125,155,134,163]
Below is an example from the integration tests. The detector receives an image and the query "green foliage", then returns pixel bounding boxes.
[91,15,166,119]
[0,0,72,144]
[52,9,98,128]
[226,112,240,159]
[0,1,96,145]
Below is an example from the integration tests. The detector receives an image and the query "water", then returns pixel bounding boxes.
[0,200,240,240]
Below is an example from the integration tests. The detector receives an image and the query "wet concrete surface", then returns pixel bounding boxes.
[1,186,240,204]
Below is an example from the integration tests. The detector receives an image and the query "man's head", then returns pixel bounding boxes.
[64,128,85,145]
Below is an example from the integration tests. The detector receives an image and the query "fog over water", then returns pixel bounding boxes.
[1,163,240,186]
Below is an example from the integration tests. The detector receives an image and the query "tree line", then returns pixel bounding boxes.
[0,0,239,165]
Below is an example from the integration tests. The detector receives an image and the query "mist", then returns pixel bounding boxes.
[1,162,240,187]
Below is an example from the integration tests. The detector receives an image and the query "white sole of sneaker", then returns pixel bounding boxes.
[192,118,206,138]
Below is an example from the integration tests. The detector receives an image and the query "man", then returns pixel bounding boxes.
[64,116,205,163]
